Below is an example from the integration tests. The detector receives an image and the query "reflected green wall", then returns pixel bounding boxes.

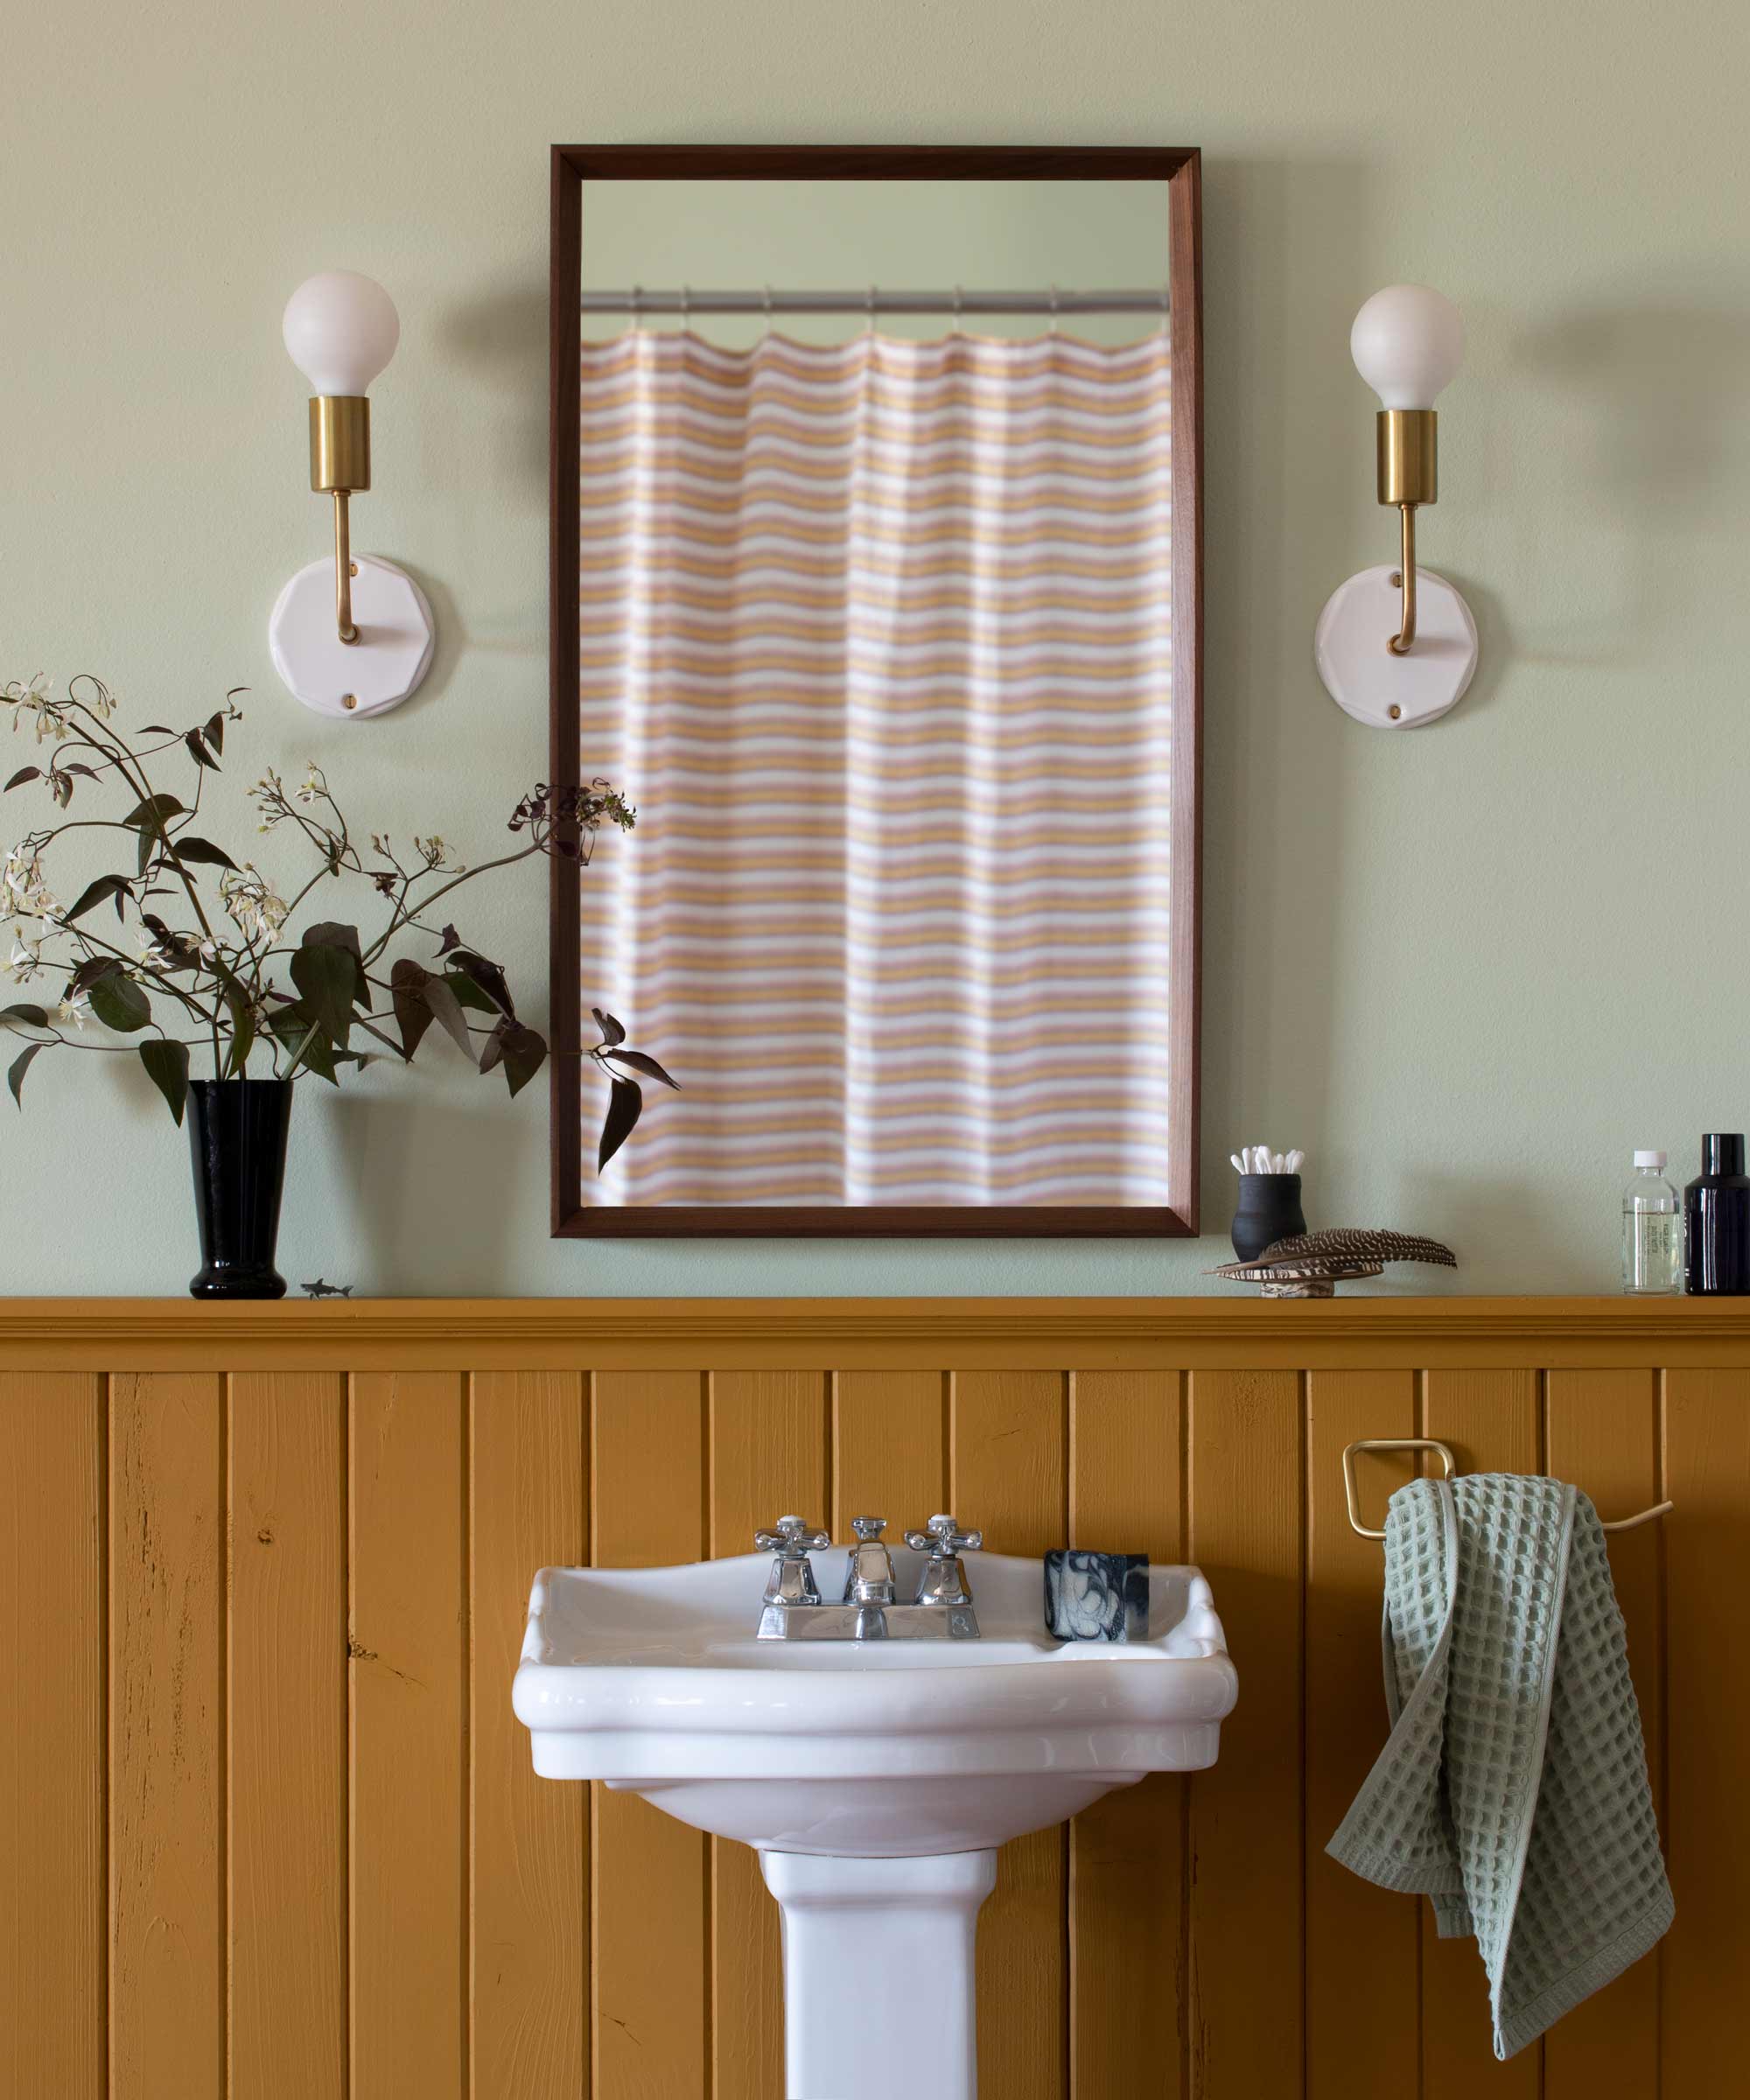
[5,0,1746,1296]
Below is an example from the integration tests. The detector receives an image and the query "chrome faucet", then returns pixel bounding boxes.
[755,1515,832,1612]
[754,1511,983,1641]
[843,1516,898,1604]
[905,1514,984,1608]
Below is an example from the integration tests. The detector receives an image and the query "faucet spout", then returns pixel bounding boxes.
[844,1516,898,1605]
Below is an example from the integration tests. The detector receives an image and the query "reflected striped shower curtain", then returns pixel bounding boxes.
[576,327,1172,1206]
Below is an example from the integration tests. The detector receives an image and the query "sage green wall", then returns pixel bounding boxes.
[5,0,1746,1296]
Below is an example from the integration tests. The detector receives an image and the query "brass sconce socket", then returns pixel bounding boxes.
[308,396,371,494]
[1376,408,1437,508]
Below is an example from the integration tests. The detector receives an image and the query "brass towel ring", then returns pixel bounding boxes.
[1341,1437,1673,1542]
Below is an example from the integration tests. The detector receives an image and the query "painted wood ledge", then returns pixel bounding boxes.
[4,1295,1750,1370]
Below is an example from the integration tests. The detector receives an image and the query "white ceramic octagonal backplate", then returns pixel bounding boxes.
[268,554,435,719]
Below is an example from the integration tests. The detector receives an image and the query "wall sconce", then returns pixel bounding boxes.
[268,271,435,719]
[1314,285,1478,729]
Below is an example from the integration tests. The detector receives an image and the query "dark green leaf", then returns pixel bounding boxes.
[447,948,514,1018]
[165,836,237,872]
[442,970,497,1014]
[184,728,220,772]
[388,958,431,1060]
[353,1015,408,1060]
[203,711,226,754]
[8,1040,42,1106]
[87,972,151,1033]
[592,1007,626,1046]
[0,1002,48,1031]
[222,984,256,1076]
[597,1077,641,1171]
[434,923,460,956]
[603,1047,680,1090]
[68,956,122,994]
[422,976,476,1065]
[499,1022,546,1100]
[478,1017,542,1085]
[138,1039,190,1124]
[266,1001,339,1084]
[301,922,368,1006]
[289,944,355,1046]
[122,792,184,833]
[5,766,40,791]
[138,724,177,735]
[63,873,132,925]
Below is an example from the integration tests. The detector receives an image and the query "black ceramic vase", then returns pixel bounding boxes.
[1230,1172,1307,1263]
[186,1079,293,1299]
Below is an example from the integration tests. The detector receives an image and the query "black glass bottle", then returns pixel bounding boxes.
[1684,1133,1750,1296]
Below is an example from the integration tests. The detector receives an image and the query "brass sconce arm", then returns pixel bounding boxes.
[332,491,357,644]
[1377,409,1436,657]
[1390,504,1418,655]
[309,396,370,647]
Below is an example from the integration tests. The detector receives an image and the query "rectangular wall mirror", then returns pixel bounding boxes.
[550,146,1202,1237]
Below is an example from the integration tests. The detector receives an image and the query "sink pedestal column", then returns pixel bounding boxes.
[761,1847,998,2100]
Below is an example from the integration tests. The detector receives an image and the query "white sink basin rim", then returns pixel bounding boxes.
[514,1547,1236,1854]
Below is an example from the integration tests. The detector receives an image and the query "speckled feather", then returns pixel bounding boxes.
[1258,1228,1457,1269]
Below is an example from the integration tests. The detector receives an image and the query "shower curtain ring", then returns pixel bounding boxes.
[762,284,774,338]
[953,284,963,333]
[865,285,877,340]
[1048,285,1060,337]
[630,284,643,332]
[680,284,690,328]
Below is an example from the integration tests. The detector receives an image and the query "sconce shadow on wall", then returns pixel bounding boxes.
[269,271,436,720]
[1315,285,1478,730]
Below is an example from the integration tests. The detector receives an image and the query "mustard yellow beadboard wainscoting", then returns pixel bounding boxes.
[4,1296,1746,2099]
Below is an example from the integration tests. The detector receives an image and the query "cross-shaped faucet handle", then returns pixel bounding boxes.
[905,1513,983,1557]
[754,1514,831,1557]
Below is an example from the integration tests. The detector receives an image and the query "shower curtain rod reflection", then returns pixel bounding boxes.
[580,287,1170,317]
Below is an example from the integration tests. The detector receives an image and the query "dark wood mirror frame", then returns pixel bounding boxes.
[550,144,1202,1238]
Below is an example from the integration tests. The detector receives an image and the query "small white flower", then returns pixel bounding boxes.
[1,844,59,923]
[57,989,92,1030]
[5,934,43,984]
[219,864,289,944]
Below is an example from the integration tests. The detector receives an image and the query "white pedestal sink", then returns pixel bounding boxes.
[514,1545,1236,2100]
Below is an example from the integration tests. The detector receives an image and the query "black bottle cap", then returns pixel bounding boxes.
[1702,1133,1746,1176]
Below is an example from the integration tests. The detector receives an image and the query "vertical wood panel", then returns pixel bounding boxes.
[1186,1369,1302,2100]
[592,1371,709,2100]
[350,1372,468,2100]
[0,1372,104,2100]
[952,1369,1068,2100]
[228,1373,346,2100]
[832,1368,945,1540]
[1304,1371,1419,2099]
[109,1373,225,2100]
[1418,1369,1544,2097]
[1662,1369,1750,2088]
[709,1371,829,2100]
[1068,1368,1185,2100]
[470,1373,588,2098]
[1544,1368,1662,2097]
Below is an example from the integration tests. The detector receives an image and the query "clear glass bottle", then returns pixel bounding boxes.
[1623,1150,1683,1295]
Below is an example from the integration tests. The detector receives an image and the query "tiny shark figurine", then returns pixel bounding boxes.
[301,1278,354,1299]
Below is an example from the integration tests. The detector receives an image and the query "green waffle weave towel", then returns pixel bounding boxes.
[1327,1474,1673,2059]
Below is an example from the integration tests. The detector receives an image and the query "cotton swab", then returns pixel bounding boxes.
[1232,1145,1307,1175]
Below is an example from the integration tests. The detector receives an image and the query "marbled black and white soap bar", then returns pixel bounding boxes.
[1044,1550,1149,1642]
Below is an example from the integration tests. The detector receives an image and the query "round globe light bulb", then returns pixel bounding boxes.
[282,271,401,396]
[1349,285,1464,410]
